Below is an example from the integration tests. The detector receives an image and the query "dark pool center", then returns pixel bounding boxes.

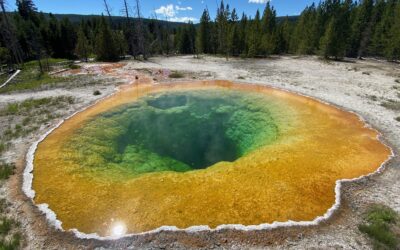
[66,90,279,175]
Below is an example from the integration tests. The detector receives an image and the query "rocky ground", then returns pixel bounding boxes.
[0,55,399,249]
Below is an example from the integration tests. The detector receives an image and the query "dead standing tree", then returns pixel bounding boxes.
[134,0,147,60]
[122,0,135,56]
[103,0,113,24]
[0,0,24,67]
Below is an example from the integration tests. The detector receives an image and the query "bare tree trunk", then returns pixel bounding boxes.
[123,0,135,56]
[0,0,24,66]
[123,0,130,21]
[134,0,146,60]
[103,0,113,24]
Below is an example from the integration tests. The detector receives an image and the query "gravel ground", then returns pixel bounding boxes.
[0,56,399,249]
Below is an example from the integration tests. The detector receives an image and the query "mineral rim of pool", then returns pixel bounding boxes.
[32,80,391,237]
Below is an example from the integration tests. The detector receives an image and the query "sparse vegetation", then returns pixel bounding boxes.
[395,79,400,83]
[381,100,400,111]
[0,232,22,250]
[0,216,21,250]
[0,61,66,94]
[0,143,5,155]
[93,90,102,96]
[69,64,81,70]
[396,117,400,122]
[359,205,399,249]
[0,96,75,140]
[0,97,74,117]
[169,71,184,78]
[367,95,378,102]
[0,163,14,181]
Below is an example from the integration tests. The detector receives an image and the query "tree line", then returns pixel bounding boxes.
[0,0,399,70]
[193,0,400,61]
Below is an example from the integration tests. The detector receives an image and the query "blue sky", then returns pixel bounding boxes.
[5,0,316,22]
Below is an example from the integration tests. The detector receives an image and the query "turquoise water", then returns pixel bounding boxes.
[64,90,279,175]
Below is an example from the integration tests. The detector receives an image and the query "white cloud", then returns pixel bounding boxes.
[170,17,197,22]
[155,4,176,18]
[175,6,193,11]
[155,4,195,23]
[249,0,271,3]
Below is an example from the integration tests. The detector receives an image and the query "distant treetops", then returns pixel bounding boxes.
[0,0,399,66]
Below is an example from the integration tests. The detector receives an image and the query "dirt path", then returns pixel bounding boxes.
[1,56,399,249]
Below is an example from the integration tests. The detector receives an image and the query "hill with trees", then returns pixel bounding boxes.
[0,0,399,70]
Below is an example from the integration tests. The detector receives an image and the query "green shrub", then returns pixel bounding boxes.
[0,71,65,93]
[169,71,184,78]
[0,218,12,235]
[0,163,14,180]
[69,64,81,70]
[1,96,75,117]
[359,205,399,249]
[0,232,21,250]
[5,104,19,116]
[93,90,102,96]
[22,117,31,126]
[381,100,400,111]
[0,143,5,155]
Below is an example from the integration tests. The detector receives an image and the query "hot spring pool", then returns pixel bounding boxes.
[28,81,391,237]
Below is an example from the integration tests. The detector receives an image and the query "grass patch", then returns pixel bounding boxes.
[0,218,12,235]
[0,232,21,250]
[0,96,74,116]
[0,217,21,250]
[0,96,75,140]
[0,73,65,93]
[69,64,81,70]
[0,163,14,180]
[0,142,5,155]
[359,205,399,249]
[381,100,400,111]
[0,59,70,93]
[367,95,378,102]
[169,71,184,79]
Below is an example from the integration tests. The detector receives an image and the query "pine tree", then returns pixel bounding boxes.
[16,0,37,20]
[59,18,77,58]
[114,30,128,57]
[216,1,230,58]
[0,46,11,66]
[228,9,239,56]
[196,9,211,54]
[275,17,292,54]
[75,27,90,62]
[385,1,400,61]
[0,0,24,65]
[260,2,277,55]
[319,15,348,60]
[238,13,248,56]
[95,17,118,61]
[247,10,261,57]
[367,0,388,57]
[350,0,374,58]
[291,4,318,54]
